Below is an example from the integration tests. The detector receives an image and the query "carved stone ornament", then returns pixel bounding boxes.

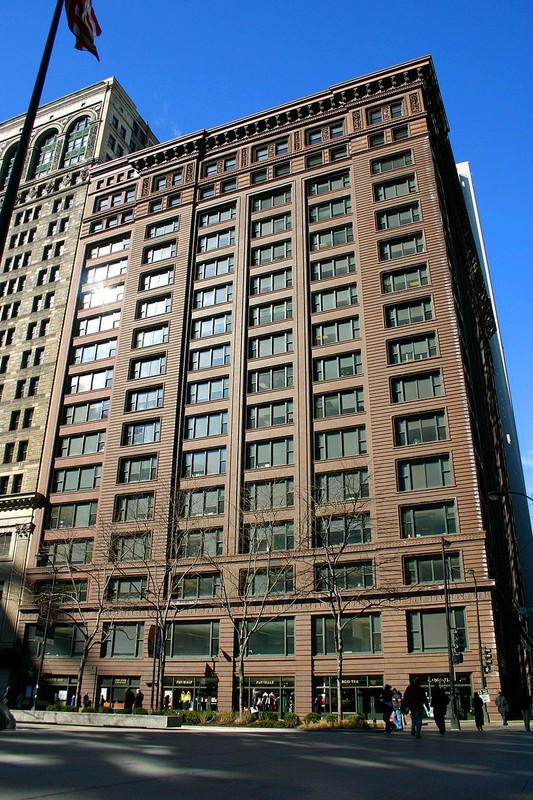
[86,124,98,161]
[45,182,55,194]
[185,163,194,183]
[409,92,421,113]
[141,177,149,197]
[352,110,362,131]
[241,149,248,167]
[293,131,301,151]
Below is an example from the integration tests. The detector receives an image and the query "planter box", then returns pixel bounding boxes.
[13,710,182,729]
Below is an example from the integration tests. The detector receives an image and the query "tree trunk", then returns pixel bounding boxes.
[76,645,89,709]
[336,615,343,722]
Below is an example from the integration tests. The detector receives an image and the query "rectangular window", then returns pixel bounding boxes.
[25,624,85,658]
[397,454,452,491]
[107,578,147,601]
[81,284,124,309]
[407,608,465,653]
[249,331,293,358]
[185,411,228,438]
[118,455,158,484]
[242,568,294,596]
[173,573,220,599]
[48,502,98,529]
[371,150,413,175]
[194,283,233,308]
[68,369,113,394]
[241,522,294,553]
[52,465,102,492]
[0,532,13,557]
[78,311,121,336]
[143,241,176,264]
[145,218,179,238]
[102,623,144,658]
[313,351,362,382]
[189,344,230,370]
[252,187,291,211]
[385,297,433,328]
[405,554,461,586]
[311,253,355,281]
[382,264,428,293]
[251,240,292,265]
[314,615,382,655]
[176,528,223,558]
[192,312,232,338]
[307,171,350,197]
[183,447,226,477]
[196,255,234,280]
[391,370,443,403]
[130,354,166,379]
[315,513,372,547]
[125,386,164,412]
[379,233,424,261]
[59,431,106,457]
[388,333,437,364]
[113,493,155,522]
[312,285,357,313]
[316,468,369,503]
[374,175,417,202]
[310,224,353,251]
[248,365,293,393]
[246,618,294,657]
[312,317,359,346]
[38,539,93,566]
[247,401,293,429]
[111,533,151,562]
[394,411,447,446]
[139,267,174,291]
[315,427,367,460]
[84,257,128,285]
[166,621,219,658]
[377,202,420,231]
[316,562,374,591]
[252,212,291,239]
[63,400,109,425]
[73,339,117,364]
[401,501,457,538]
[199,205,236,227]
[133,324,169,349]
[187,377,229,404]
[122,420,161,446]
[250,268,292,295]
[245,478,294,510]
[309,197,351,223]
[246,437,294,469]
[181,487,225,517]
[136,294,172,319]
[197,229,235,252]
[314,387,364,418]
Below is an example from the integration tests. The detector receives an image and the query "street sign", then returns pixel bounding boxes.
[518,607,533,614]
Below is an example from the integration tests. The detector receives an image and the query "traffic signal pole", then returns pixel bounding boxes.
[442,537,461,729]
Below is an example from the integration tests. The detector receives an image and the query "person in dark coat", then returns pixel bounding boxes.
[431,681,449,735]
[472,692,484,730]
[124,688,135,711]
[134,689,144,709]
[379,684,395,734]
[402,679,428,738]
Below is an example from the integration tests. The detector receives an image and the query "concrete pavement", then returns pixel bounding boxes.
[1,720,532,800]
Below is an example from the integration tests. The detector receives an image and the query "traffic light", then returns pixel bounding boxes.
[484,648,492,673]
[452,629,465,664]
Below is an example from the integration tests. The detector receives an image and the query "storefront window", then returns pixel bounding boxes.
[242,677,294,717]
[313,675,383,718]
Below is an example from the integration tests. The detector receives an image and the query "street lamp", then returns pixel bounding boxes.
[467,569,486,692]
[441,537,460,729]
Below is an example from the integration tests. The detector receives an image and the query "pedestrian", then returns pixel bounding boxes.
[124,687,135,712]
[402,678,428,739]
[134,688,144,709]
[516,688,532,731]
[472,692,484,730]
[430,681,450,735]
[495,690,510,725]
[379,684,395,734]
[3,685,15,709]
[392,688,403,730]
[82,693,90,708]
[163,694,171,711]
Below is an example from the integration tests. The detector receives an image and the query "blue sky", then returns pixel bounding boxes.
[1,0,532,498]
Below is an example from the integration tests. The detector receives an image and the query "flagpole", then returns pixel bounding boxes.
[0,0,64,261]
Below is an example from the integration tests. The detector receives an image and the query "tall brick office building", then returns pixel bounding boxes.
[2,56,531,717]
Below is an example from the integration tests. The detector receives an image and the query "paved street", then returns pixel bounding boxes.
[1,721,532,800]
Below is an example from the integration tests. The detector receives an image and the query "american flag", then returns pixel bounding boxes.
[65,0,102,60]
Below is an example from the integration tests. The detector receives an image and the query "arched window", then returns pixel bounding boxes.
[62,116,91,168]
[0,143,18,191]
[31,131,57,179]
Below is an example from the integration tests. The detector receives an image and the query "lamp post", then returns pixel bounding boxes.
[467,570,487,691]
[32,559,58,710]
[441,537,460,729]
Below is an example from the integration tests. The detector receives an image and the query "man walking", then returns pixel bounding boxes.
[402,679,428,739]
[516,689,532,731]
[495,691,510,725]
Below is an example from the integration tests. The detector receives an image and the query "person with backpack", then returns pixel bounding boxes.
[378,684,395,734]
[402,678,428,738]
